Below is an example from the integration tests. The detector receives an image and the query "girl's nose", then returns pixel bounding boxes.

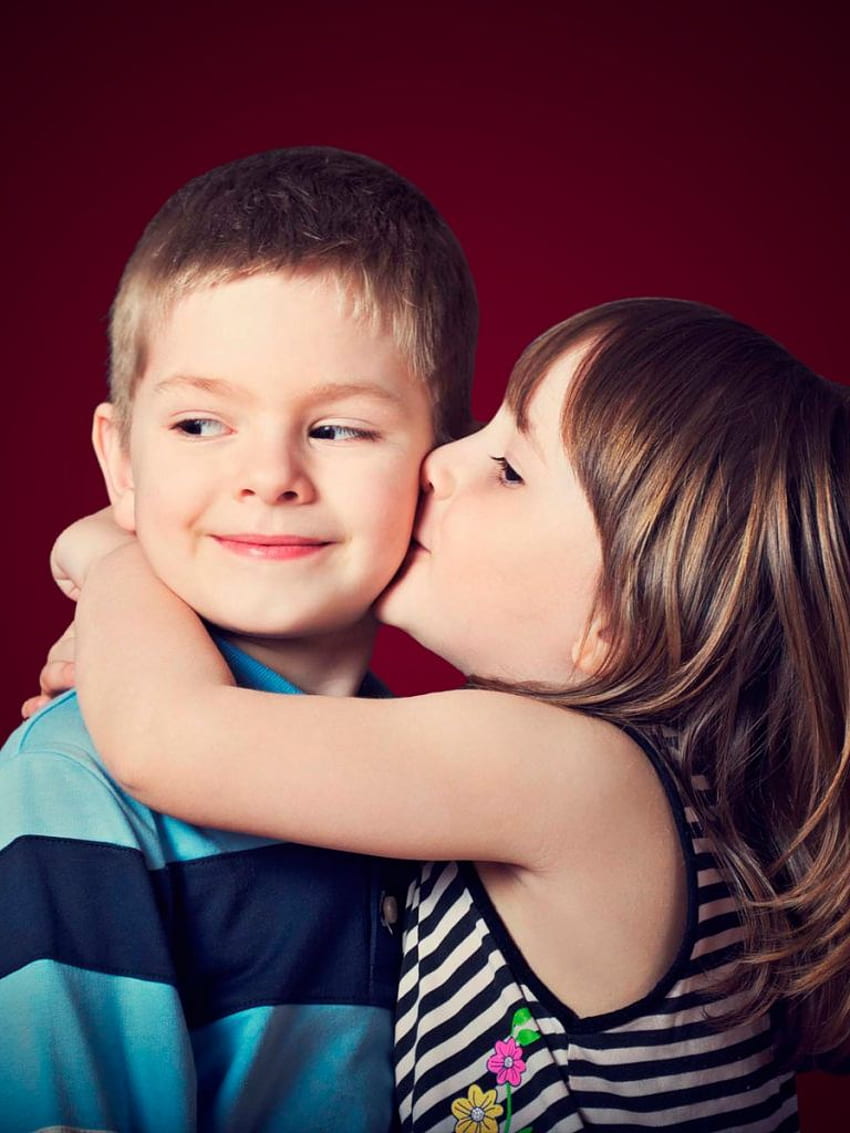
[420,436,466,498]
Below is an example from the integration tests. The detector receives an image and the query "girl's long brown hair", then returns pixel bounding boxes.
[484,298,850,1065]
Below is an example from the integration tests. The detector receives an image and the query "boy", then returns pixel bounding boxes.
[0,148,477,1131]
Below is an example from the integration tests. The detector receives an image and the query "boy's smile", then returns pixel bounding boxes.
[95,271,434,686]
[211,534,331,560]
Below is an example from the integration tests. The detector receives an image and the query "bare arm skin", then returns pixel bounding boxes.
[51,507,135,601]
[77,545,689,1012]
[22,508,135,718]
[76,544,657,870]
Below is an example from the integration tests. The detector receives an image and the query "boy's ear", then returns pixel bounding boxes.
[570,616,610,677]
[92,403,136,533]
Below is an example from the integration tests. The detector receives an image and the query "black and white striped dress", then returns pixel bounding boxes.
[394,732,798,1131]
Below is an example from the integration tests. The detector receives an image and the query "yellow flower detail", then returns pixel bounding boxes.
[451,1082,504,1133]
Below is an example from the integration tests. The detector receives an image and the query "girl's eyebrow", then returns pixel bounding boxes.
[515,413,545,460]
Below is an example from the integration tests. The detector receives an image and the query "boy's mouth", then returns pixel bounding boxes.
[212,534,331,560]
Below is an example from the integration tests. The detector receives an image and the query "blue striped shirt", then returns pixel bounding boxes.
[0,636,409,1132]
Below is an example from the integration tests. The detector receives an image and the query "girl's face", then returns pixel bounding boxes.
[377,348,604,684]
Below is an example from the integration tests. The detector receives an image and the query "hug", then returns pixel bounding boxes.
[4,147,848,1131]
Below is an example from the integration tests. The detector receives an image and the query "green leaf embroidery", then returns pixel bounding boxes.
[511,1007,534,1031]
[514,1028,540,1046]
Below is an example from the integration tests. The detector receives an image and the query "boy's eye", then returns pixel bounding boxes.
[173,418,228,437]
[310,423,379,442]
[490,455,524,486]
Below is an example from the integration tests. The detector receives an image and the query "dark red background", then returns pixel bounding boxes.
[4,3,848,1121]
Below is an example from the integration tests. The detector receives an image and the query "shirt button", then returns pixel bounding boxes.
[381,894,399,927]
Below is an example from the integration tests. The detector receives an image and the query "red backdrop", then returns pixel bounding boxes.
[4,3,848,1122]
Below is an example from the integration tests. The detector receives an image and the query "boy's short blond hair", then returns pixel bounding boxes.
[109,147,478,443]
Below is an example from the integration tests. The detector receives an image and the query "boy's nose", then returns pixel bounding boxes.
[236,447,317,505]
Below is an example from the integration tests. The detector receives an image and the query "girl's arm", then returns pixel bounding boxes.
[22,508,135,718]
[76,544,645,868]
[51,506,136,601]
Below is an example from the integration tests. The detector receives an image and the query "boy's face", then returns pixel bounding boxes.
[96,272,433,647]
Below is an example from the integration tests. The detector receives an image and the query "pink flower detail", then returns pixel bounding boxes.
[486,1037,527,1086]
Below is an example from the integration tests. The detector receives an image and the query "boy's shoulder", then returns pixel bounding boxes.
[0,688,283,864]
[3,689,95,762]
[0,691,169,859]
[1,691,110,789]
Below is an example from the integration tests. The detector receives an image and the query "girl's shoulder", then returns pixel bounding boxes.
[475,707,689,1009]
[445,692,672,865]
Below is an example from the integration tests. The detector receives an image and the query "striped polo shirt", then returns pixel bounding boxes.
[0,636,410,1132]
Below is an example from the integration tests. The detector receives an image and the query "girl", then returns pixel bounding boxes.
[65,299,849,1130]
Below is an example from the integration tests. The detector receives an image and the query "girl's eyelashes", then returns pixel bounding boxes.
[490,455,524,486]
[172,417,229,438]
[309,423,381,442]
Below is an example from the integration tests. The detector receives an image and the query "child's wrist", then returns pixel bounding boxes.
[50,508,136,600]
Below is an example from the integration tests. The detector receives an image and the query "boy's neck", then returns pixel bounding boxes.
[215,613,379,697]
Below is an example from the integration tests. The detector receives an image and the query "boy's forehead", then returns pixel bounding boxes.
[142,272,406,379]
[158,269,386,335]
[130,272,434,429]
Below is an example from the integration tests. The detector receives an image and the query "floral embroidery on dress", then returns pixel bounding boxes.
[487,1037,526,1086]
[451,1084,504,1133]
[451,1008,540,1133]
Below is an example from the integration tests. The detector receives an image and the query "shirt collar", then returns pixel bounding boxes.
[210,631,392,699]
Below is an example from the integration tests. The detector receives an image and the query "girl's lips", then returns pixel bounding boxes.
[212,535,330,560]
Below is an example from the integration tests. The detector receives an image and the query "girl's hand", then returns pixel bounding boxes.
[21,622,76,718]
[21,508,135,719]
[50,507,136,600]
